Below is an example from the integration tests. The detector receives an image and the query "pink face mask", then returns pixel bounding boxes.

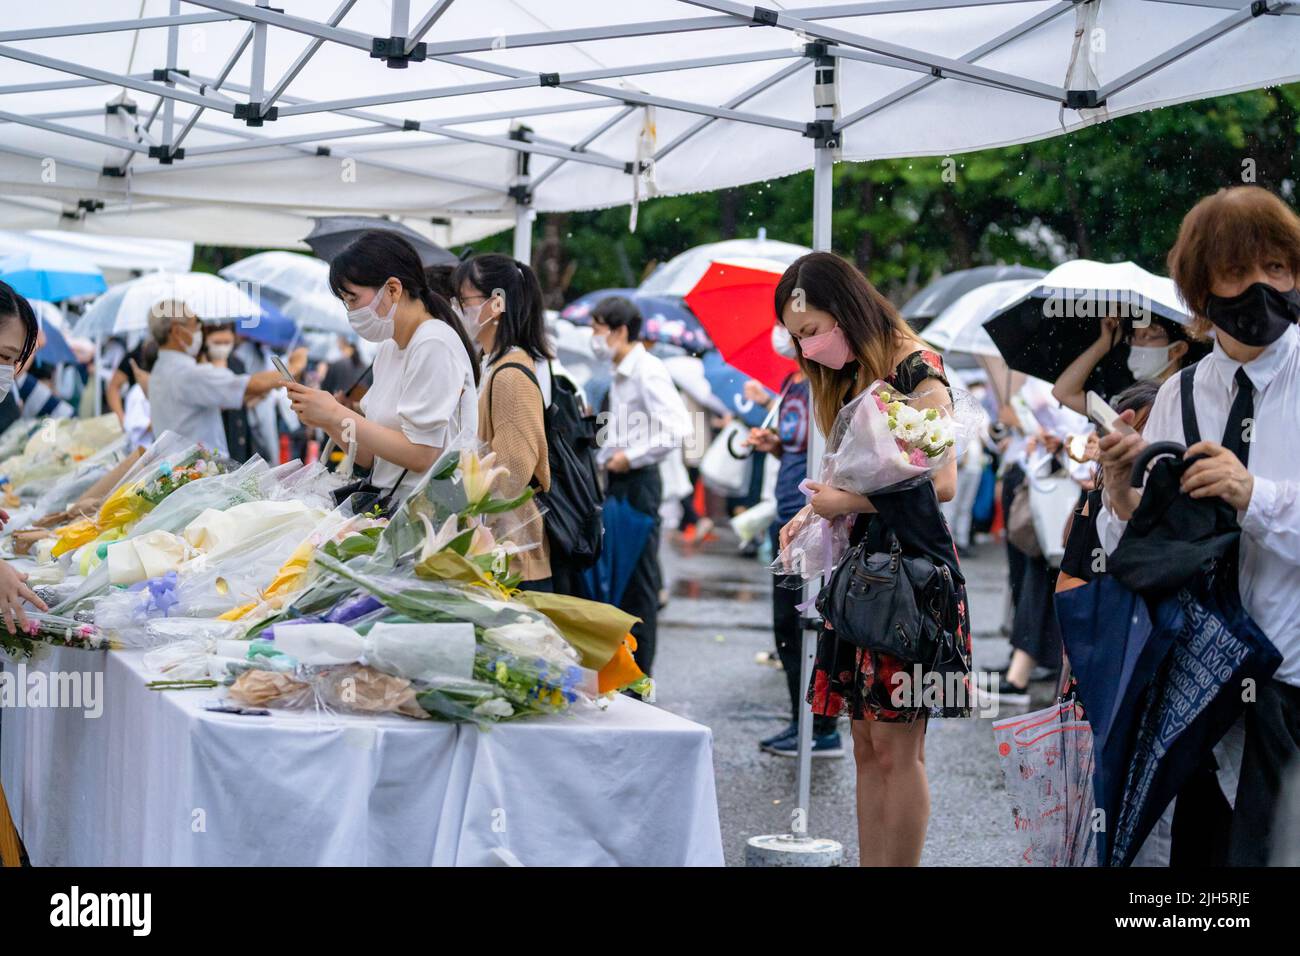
[799,324,854,369]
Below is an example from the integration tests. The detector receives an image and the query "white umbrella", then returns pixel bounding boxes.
[923,278,1043,357]
[220,251,331,306]
[221,251,354,336]
[75,272,263,338]
[1016,259,1189,325]
[279,291,352,337]
[639,238,809,298]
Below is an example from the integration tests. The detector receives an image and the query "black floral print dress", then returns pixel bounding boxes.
[806,349,973,723]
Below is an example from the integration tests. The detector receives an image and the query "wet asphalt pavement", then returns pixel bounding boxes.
[650,527,1041,867]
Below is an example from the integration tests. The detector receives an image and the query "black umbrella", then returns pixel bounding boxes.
[981,261,1194,399]
[304,216,458,267]
[900,264,1046,329]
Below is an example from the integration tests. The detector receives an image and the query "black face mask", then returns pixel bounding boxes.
[1204,282,1300,347]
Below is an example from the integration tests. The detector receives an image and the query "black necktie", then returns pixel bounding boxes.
[1222,367,1255,467]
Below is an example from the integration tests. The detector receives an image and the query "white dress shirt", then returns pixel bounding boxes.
[359,319,477,500]
[148,349,250,456]
[1099,325,1300,687]
[596,342,692,470]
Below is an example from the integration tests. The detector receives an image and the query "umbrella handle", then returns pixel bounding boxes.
[726,427,753,460]
[1128,440,1186,488]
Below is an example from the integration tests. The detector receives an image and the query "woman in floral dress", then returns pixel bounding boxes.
[777,252,972,866]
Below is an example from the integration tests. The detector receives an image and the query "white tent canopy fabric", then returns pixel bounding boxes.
[0,1,1297,248]
[0,228,193,281]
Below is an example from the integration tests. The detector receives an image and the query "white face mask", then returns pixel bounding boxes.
[1126,344,1173,382]
[0,363,13,402]
[771,323,797,359]
[180,324,203,358]
[347,286,398,342]
[207,342,233,362]
[590,331,614,361]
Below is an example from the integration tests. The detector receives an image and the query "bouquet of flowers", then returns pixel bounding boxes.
[773,380,981,581]
[0,611,115,662]
[50,433,227,559]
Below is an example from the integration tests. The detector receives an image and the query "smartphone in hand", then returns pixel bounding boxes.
[271,355,294,380]
[1086,390,1135,436]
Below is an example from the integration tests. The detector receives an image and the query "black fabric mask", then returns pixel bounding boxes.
[1204,282,1300,347]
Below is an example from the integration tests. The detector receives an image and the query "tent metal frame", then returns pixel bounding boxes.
[0,0,1288,262]
[0,0,1292,845]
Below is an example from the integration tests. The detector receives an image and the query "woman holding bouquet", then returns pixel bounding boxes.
[776,252,970,867]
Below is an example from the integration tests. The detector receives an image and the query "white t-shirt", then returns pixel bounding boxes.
[359,319,477,500]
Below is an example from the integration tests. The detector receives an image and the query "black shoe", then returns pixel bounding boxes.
[995,677,1031,706]
[759,722,797,748]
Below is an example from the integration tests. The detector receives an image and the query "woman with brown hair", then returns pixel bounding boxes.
[777,252,969,866]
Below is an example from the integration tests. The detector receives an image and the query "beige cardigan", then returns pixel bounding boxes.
[478,351,552,582]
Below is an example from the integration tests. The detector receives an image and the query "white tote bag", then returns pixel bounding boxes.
[1026,463,1080,568]
[699,420,753,496]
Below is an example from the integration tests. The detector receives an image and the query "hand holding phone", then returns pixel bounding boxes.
[1086,390,1135,436]
[271,355,294,380]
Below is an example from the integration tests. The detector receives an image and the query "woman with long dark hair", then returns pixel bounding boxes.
[452,254,555,589]
[775,252,970,866]
[0,281,49,632]
[287,231,480,503]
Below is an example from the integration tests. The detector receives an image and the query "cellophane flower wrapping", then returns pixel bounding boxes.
[772,380,983,581]
[49,432,227,558]
[0,610,112,662]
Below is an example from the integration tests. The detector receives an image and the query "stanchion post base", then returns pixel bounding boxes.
[745,833,843,867]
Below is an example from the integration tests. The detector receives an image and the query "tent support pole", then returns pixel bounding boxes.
[512,142,533,264]
[747,52,844,866]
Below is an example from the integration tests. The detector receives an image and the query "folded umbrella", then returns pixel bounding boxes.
[583,495,654,608]
[983,260,1190,398]
[684,257,796,392]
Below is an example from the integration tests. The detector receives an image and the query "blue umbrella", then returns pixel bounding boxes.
[701,348,772,428]
[561,288,713,354]
[0,250,106,302]
[236,300,298,349]
[36,320,77,365]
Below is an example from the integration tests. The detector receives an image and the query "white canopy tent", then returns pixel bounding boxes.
[2,1,1299,851]
[0,1,1297,257]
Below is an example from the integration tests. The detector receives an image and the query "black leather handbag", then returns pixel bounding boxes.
[330,467,409,517]
[815,534,959,667]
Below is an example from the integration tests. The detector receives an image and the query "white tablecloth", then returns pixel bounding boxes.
[1,647,723,866]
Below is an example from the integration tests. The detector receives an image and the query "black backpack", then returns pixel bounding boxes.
[489,361,604,568]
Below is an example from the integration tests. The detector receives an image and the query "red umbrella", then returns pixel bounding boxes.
[684,258,796,392]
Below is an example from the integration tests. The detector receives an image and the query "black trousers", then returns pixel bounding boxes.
[1228,678,1300,865]
[607,467,662,676]
[773,567,838,735]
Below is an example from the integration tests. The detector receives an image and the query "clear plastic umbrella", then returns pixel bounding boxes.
[220,251,329,306]
[75,272,264,337]
[922,279,1043,357]
[993,699,1098,867]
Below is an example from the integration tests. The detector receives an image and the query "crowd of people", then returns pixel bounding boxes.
[0,183,1296,867]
